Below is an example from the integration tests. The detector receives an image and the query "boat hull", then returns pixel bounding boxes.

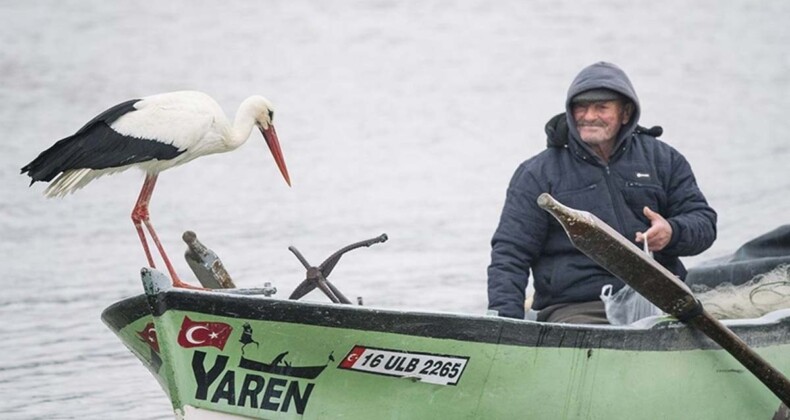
[102,270,790,419]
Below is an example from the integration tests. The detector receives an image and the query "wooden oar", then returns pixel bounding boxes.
[537,193,790,406]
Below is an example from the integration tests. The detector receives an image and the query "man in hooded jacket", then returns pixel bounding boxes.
[487,62,717,323]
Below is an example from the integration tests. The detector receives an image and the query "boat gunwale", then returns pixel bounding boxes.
[101,289,790,352]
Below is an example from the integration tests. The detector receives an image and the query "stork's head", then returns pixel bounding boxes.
[246,96,291,187]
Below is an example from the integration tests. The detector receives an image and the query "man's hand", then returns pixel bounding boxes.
[635,207,673,252]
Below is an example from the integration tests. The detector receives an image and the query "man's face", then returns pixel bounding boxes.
[572,100,632,146]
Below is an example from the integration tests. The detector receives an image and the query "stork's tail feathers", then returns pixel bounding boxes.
[21,98,144,192]
[21,132,118,197]
[21,134,81,184]
[44,169,94,198]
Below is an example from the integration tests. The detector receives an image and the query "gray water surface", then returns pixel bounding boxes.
[2,1,789,418]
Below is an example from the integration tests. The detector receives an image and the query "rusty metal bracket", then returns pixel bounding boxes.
[183,230,236,289]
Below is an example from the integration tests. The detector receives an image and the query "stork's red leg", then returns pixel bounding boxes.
[133,173,203,290]
[132,174,158,268]
[142,218,201,289]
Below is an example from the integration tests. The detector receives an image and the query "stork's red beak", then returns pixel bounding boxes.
[259,124,291,186]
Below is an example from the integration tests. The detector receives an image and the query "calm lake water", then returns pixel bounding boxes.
[1,1,789,418]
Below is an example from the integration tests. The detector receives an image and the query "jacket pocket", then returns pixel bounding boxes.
[553,183,600,212]
[621,181,667,220]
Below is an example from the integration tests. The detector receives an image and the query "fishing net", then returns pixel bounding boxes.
[693,264,790,320]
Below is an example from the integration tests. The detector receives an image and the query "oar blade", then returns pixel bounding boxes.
[537,193,696,319]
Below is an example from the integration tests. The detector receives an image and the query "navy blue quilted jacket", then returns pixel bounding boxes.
[487,62,717,319]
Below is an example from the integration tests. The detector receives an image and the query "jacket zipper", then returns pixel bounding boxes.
[573,144,627,232]
[603,166,626,232]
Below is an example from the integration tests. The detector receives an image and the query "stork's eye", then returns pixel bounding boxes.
[268,110,274,121]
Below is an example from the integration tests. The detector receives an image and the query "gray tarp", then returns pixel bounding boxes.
[687,225,790,287]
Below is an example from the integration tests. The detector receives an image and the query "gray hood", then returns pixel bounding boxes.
[565,62,641,160]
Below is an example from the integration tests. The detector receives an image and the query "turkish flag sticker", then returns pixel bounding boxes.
[339,345,366,368]
[177,316,233,350]
[137,322,159,353]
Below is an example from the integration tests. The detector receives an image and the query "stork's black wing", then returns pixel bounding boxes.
[21,99,184,183]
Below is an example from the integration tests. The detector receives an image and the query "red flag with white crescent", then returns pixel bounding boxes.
[137,322,159,353]
[177,317,233,350]
[339,345,366,368]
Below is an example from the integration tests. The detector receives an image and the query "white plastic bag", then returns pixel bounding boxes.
[600,284,663,325]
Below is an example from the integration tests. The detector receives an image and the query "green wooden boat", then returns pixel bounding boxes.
[102,270,790,419]
[102,205,790,419]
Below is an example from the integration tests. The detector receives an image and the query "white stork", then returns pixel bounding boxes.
[21,91,291,288]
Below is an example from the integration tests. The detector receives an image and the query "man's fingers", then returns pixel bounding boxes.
[637,208,672,252]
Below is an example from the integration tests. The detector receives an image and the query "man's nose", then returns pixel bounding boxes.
[580,107,598,120]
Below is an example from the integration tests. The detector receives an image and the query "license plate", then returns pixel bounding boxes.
[338,345,469,385]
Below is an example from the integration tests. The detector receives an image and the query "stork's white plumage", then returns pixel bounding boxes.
[22,91,291,288]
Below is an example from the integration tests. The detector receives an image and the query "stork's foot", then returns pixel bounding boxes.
[171,277,209,290]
